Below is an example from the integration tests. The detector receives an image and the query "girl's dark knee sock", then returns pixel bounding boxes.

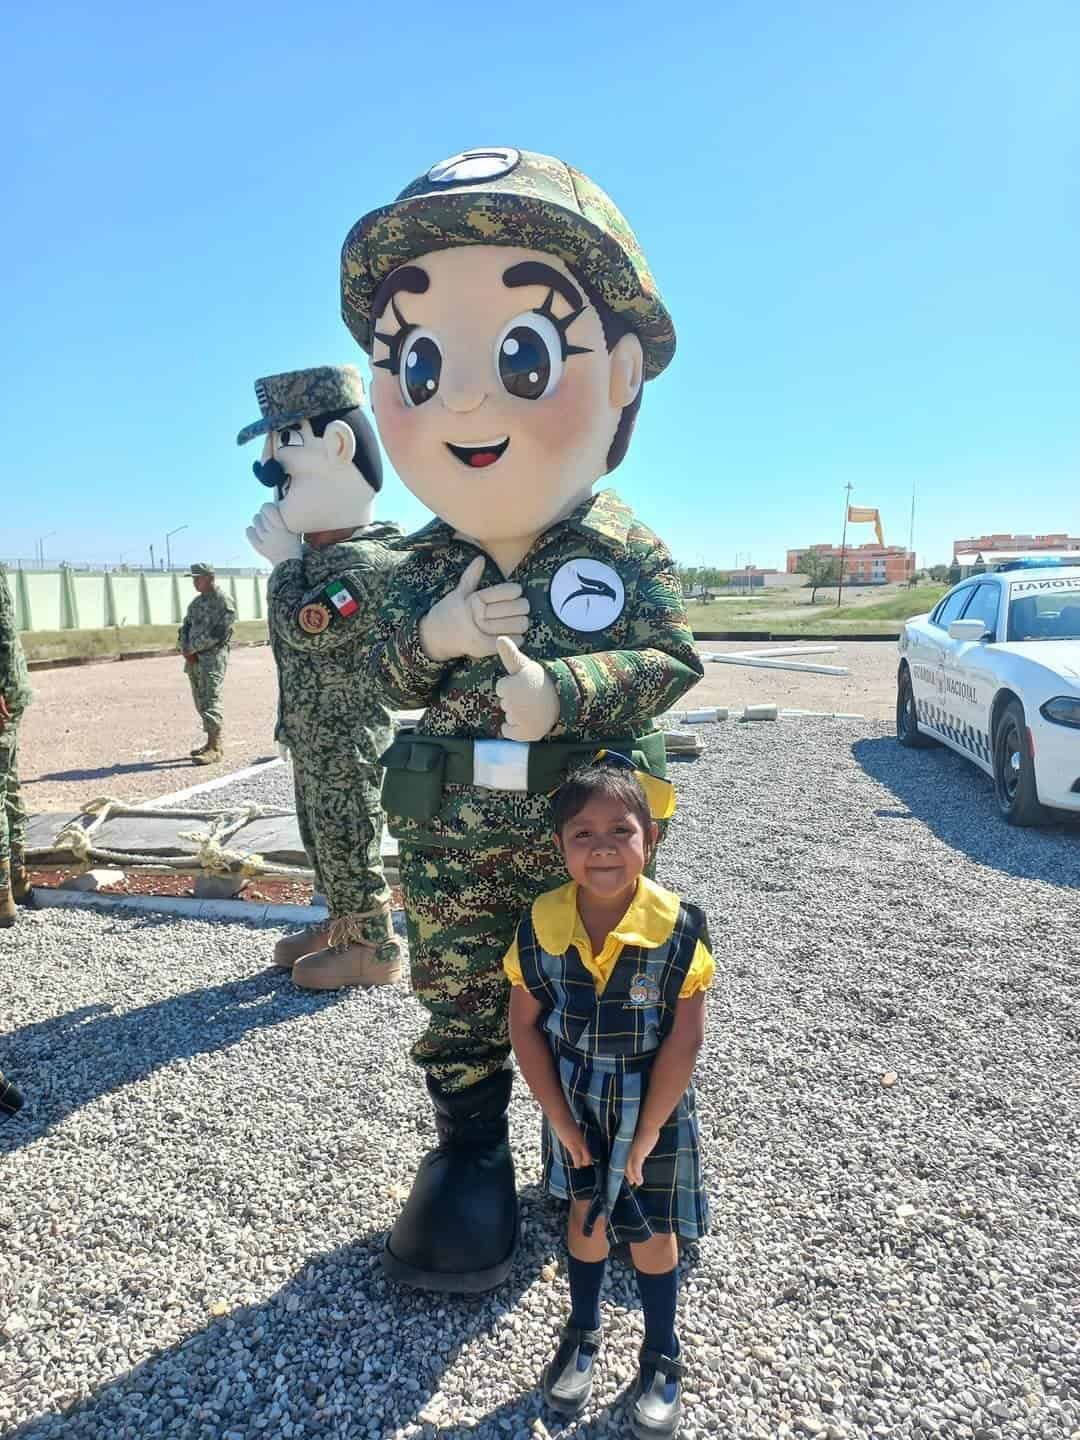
[567,1254,607,1344]
[635,1264,678,1359]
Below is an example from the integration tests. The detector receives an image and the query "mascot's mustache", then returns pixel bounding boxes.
[253,458,289,494]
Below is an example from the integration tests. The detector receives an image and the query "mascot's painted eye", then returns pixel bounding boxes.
[278,427,304,447]
[400,331,442,408]
[495,311,564,400]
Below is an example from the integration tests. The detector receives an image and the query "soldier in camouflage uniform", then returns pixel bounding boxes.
[341,147,703,1292]
[178,563,236,764]
[0,565,33,926]
[243,365,404,989]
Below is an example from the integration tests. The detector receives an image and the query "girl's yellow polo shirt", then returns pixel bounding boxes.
[503,875,714,999]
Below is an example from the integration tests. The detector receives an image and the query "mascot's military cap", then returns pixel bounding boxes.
[341,147,675,380]
[236,365,367,446]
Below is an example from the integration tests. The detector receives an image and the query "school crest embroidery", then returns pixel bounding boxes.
[627,972,661,1007]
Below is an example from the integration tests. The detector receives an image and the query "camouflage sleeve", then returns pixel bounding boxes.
[269,558,387,654]
[0,571,31,711]
[365,572,450,708]
[541,544,703,733]
[178,612,190,651]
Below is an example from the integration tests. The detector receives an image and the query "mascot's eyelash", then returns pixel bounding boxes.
[373,298,415,372]
[534,289,593,359]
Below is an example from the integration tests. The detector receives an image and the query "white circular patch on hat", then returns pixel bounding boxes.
[427,148,520,186]
[549,559,626,633]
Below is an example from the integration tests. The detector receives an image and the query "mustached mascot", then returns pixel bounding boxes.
[242,365,403,989]
[341,149,703,1289]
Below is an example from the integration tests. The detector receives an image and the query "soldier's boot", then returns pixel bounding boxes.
[190,735,211,757]
[192,727,223,766]
[10,851,34,907]
[291,905,402,990]
[272,923,331,969]
[381,1067,519,1293]
[0,861,16,928]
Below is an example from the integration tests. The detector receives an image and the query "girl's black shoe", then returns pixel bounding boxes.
[630,1342,685,1438]
[542,1323,602,1415]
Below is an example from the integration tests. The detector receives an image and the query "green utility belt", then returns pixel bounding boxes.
[379,730,667,825]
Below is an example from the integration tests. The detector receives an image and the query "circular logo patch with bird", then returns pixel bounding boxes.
[549,559,626,633]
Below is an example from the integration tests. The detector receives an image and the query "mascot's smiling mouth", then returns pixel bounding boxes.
[446,437,510,469]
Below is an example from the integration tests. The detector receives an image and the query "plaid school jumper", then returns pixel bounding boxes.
[514,897,710,1246]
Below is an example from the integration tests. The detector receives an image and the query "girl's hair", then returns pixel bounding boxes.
[551,763,653,838]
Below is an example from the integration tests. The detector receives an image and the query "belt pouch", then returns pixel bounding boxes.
[379,739,446,823]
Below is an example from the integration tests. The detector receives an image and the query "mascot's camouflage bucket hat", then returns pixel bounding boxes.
[236,365,366,447]
[341,147,675,380]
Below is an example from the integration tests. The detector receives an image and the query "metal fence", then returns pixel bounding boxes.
[2,559,269,577]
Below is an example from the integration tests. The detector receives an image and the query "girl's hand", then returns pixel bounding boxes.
[553,1121,593,1171]
[626,1124,661,1186]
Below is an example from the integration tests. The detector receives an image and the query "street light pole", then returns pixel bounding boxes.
[837,483,853,607]
[36,531,57,568]
[165,524,189,573]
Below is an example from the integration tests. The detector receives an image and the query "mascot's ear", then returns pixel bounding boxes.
[609,331,644,410]
[325,418,358,466]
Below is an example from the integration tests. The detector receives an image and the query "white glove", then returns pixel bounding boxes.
[276,741,290,763]
[495,635,559,742]
[247,502,303,565]
[419,555,530,662]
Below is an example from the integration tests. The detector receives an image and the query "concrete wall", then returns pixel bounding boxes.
[11,570,268,632]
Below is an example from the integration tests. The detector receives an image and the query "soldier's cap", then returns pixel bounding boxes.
[188,562,215,577]
[341,147,675,381]
[236,365,367,447]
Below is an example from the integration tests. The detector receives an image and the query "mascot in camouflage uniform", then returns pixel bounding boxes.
[179,563,236,765]
[243,365,404,990]
[341,147,703,1290]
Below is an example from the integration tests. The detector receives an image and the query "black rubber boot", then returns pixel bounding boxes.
[381,1068,519,1293]
[0,1070,24,1118]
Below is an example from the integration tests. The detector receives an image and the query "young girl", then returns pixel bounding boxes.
[504,754,713,1438]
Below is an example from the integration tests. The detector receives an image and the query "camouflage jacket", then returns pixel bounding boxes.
[268,523,404,750]
[368,489,702,847]
[178,587,236,654]
[0,569,32,718]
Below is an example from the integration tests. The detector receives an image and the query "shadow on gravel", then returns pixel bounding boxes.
[24,757,194,785]
[3,1201,623,1439]
[853,736,1080,886]
[0,969,344,1154]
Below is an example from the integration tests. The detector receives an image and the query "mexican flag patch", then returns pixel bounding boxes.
[325,579,359,617]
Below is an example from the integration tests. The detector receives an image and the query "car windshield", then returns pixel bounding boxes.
[1007,585,1080,641]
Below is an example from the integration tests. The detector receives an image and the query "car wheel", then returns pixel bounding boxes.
[896,666,934,748]
[993,699,1048,826]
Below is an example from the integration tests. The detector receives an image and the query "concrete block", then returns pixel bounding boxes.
[194,875,246,900]
[60,868,126,892]
[740,704,779,722]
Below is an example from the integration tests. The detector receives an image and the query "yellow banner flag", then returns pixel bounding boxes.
[848,505,884,547]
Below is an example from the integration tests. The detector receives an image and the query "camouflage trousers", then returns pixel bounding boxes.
[292,745,394,952]
[0,721,27,864]
[400,839,567,1093]
[186,648,228,733]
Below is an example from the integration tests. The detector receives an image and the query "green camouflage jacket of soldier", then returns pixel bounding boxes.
[0,569,32,718]
[268,523,404,750]
[368,489,703,848]
[178,586,236,654]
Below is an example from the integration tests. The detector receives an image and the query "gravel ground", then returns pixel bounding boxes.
[158,759,295,813]
[23,642,896,812]
[2,719,1078,1439]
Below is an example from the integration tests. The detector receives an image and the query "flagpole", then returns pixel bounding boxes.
[837,482,852,607]
[907,477,916,585]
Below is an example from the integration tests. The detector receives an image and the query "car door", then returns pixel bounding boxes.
[944,581,1001,773]
[914,584,975,745]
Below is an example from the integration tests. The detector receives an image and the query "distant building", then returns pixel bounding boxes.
[786,543,914,585]
[953,532,1080,576]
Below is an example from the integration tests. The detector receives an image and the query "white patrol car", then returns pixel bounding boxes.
[896,563,1080,825]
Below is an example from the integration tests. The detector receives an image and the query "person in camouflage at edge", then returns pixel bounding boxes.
[178,563,236,764]
[340,147,703,1293]
[0,564,34,927]
[243,365,405,990]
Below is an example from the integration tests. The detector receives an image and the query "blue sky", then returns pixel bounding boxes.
[5,1,1077,573]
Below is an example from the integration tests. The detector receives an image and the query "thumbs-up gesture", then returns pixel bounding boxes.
[495,635,560,741]
[419,555,530,661]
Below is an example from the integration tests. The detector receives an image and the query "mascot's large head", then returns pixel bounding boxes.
[340,147,674,547]
[236,364,383,535]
